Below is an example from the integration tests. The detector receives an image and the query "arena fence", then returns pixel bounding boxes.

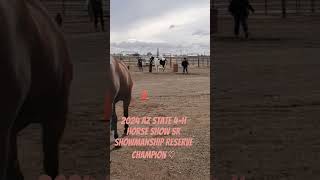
[112,55,211,69]
[42,0,109,23]
[214,0,320,17]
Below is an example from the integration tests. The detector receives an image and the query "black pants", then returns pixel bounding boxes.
[183,66,188,73]
[138,63,143,71]
[93,4,104,31]
[234,15,248,36]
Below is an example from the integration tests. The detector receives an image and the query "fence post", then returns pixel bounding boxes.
[62,0,66,16]
[202,57,204,66]
[311,0,315,13]
[170,55,172,68]
[265,0,268,15]
[296,0,301,14]
[282,0,287,18]
[198,55,200,67]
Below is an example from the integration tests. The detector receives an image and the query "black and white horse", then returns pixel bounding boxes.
[154,57,167,72]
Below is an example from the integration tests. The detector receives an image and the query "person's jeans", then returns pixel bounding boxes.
[183,67,188,73]
[234,15,248,36]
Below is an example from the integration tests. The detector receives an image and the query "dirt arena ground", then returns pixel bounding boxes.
[214,15,320,179]
[110,66,210,180]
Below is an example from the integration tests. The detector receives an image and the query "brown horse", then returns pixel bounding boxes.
[0,0,72,179]
[108,56,133,141]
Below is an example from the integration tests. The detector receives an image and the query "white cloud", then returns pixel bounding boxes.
[110,0,209,54]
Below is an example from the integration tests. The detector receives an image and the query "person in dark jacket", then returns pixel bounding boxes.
[229,0,254,38]
[149,56,154,72]
[181,58,189,74]
[138,57,143,72]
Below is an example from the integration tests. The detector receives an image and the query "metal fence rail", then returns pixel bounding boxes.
[215,0,319,16]
[42,0,109,22]
[113,55,211,69]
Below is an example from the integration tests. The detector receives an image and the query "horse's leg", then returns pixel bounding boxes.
[111,102,119,139]
[7,132,24,180]
[123,98,130,135]
[0,122,11,179]
[42,98,68,179]
[7,108,32,180]
[0,106,21,179]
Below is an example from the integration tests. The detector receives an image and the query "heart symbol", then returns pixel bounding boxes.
[168,151,175,159]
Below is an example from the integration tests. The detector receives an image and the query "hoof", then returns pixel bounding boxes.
[124,124,129,135]
[114,133,119,140]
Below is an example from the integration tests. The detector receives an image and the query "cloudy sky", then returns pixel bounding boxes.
[111,0,210,55]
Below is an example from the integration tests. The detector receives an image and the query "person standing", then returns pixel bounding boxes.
[181,58,189,74]
[138,57,143,72]
[86,0,94,22]
[149,56,154,73]
[229,0,254,39]
[90,0,105,31]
